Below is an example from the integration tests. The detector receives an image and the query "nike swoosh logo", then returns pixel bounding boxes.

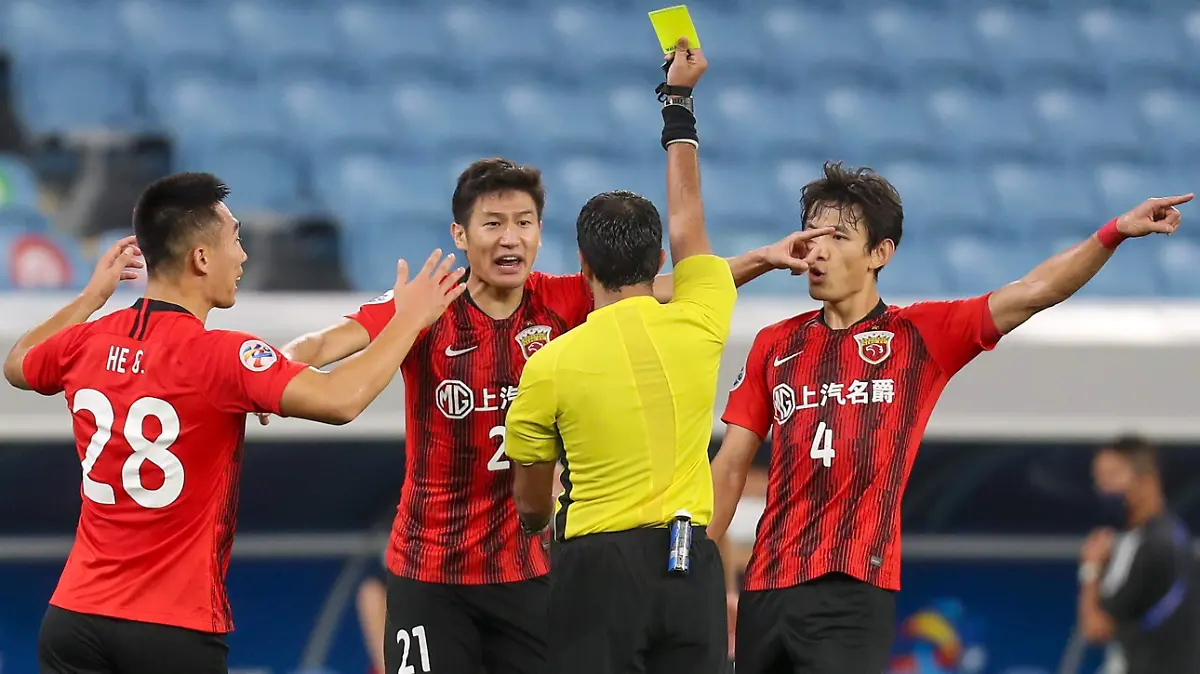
[445,345,478,357]
[773,352,801,367]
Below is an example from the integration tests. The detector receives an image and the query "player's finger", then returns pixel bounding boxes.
[794,226,837,241]
[439,266,466,292]
[432,252,456,282]
[120,270,139,280]
[394,259,410,286]
[126,257,145,269]
[417,249,442,279]
[1150,193,1195,208]
[443,280,469,304]
[107,236,138,258]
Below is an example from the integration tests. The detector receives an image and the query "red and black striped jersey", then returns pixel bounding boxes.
[348,272,592,585]
[722,296,1001,592]
[21,299,306,633]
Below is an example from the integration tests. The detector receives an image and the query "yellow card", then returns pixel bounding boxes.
[648,5,701,55]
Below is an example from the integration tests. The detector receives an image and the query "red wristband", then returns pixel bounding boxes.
[1096,218,1126,250]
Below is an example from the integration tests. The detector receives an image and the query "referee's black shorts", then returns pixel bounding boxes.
[549,525,727,674]
[38,605,229,674]
[735,572,896,674]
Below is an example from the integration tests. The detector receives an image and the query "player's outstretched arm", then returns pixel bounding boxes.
[279,251,466,425]
[707,424,763,544]
[650,228,835,303]
[4,236,142,390]
[987,194,1193,335]
[279,319,370,370]
[662,38,710,265]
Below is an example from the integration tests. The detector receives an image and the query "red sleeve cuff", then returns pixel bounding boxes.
[979,292,1003,347]
[721,412,768,442]
[265,360,309,417]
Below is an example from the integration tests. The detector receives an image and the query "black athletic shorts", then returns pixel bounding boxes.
[38,605,229,674]
[384,572,548,674]
[735,572,896,674]
[549,526,727,674]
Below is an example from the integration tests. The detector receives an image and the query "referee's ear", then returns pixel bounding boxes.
[656,249,666,272]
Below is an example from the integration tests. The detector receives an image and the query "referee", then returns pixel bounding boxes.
[1077,435,1200,673]
[504,40,751,674]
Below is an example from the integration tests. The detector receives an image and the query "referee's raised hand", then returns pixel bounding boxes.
[392,249,467,328]
[665,37,706,88]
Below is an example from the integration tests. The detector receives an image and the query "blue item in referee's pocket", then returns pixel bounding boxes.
[668,510,692,575]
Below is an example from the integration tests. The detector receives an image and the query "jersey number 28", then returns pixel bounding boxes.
[73,389,185,509]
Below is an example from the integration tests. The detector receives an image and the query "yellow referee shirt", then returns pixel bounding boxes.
[504,254,736,540]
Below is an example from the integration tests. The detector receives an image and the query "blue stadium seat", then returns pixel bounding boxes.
[0,205,48,233]
[340,219,456,292]
[823,88,936,159]
[388,83,514,157]
[312,153,457,225]
[605,86,665,161]
[149,75,282,144]
[1185,10,1200,62]
[987,164,1103,240]
[0,155,40,210]
[688,9,769,73]
[761,8,885,86]
[1094,164,1196,221]
[548,7,650,74]
[1077,9,1188,84]
[13,58,141,134]
[972,9,1087,85]
[276,79,396,152]
[549,157,664,219]
[878,246,952,297]
[1046,236,1161,298]
[178,141,307,215]
[1028,89,1145,163]
[498,85,612,155]
[878,162,994,237]
[941,237,1044,296]
[702,162,785,226]
[534,231,578,277]
[119,0,232,62]
[1136,89,1200,162]
[0,228,87,290]
[227,2,340,71]
[868,8,981,80]
[1158,237,1200,297]
[925,88,1042,162]
[333,4,445,71]
[442,7,552,77]
[3,0,122,57]
[709,88,831,159]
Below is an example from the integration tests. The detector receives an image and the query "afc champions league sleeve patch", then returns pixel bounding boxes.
[730,365,745,391]
[365,290,394,305]
[239,339,279,373]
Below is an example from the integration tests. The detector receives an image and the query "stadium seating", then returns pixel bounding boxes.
[0,0,1198,296]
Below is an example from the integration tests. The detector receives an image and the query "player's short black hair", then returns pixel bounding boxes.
[1105,434,1159,475]
[576,190,662,292]
[451,158,546,225]
[132,172,230,276]
[801,161,904,275]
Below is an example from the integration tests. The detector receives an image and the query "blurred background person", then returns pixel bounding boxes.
[1077,436,1200,674]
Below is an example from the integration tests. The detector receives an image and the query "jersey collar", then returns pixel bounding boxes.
[817,299,888,329]
[129,298,196,317]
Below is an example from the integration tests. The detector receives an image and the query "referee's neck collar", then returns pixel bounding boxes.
[589,293,657,316]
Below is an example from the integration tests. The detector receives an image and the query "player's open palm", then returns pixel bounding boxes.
[84,235,143,302]
[1116,193,1194,238]
[393,249,467,328]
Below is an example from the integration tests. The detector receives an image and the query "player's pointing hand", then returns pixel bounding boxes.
[760,227,836,275]
[84,235,143,304]
[1116,193,1194,237]
[393,249,468,329]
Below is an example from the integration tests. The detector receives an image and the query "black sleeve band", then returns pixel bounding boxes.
[661,104,698,150]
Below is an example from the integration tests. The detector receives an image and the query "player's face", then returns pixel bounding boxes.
[803,203,890,302]
[204,203,246,309]
[451,190,542,291]
[1092,450,1136,497]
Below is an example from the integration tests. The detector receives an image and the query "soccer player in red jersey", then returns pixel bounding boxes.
[2,173,465,674]
[707,162,1193,674]
[272,157,833,673]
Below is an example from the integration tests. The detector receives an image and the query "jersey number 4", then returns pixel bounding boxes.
[73,389,185,509]
[810,421,836,468]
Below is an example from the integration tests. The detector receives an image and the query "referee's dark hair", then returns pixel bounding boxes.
[1106,434,1160,475]
[576,190,664,292]
[132,172,230,277]
[801,161,904,277]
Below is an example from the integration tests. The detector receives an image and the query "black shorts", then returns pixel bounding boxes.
[38,605,229,674]
[736,573,896,674]
[384,572,548,674]
[549,526,727,674]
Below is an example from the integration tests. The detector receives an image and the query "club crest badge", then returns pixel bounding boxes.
[515,325,553,360]
[853,330,894,365]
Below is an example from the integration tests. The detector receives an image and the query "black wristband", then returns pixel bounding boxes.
[661,104,698,150]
